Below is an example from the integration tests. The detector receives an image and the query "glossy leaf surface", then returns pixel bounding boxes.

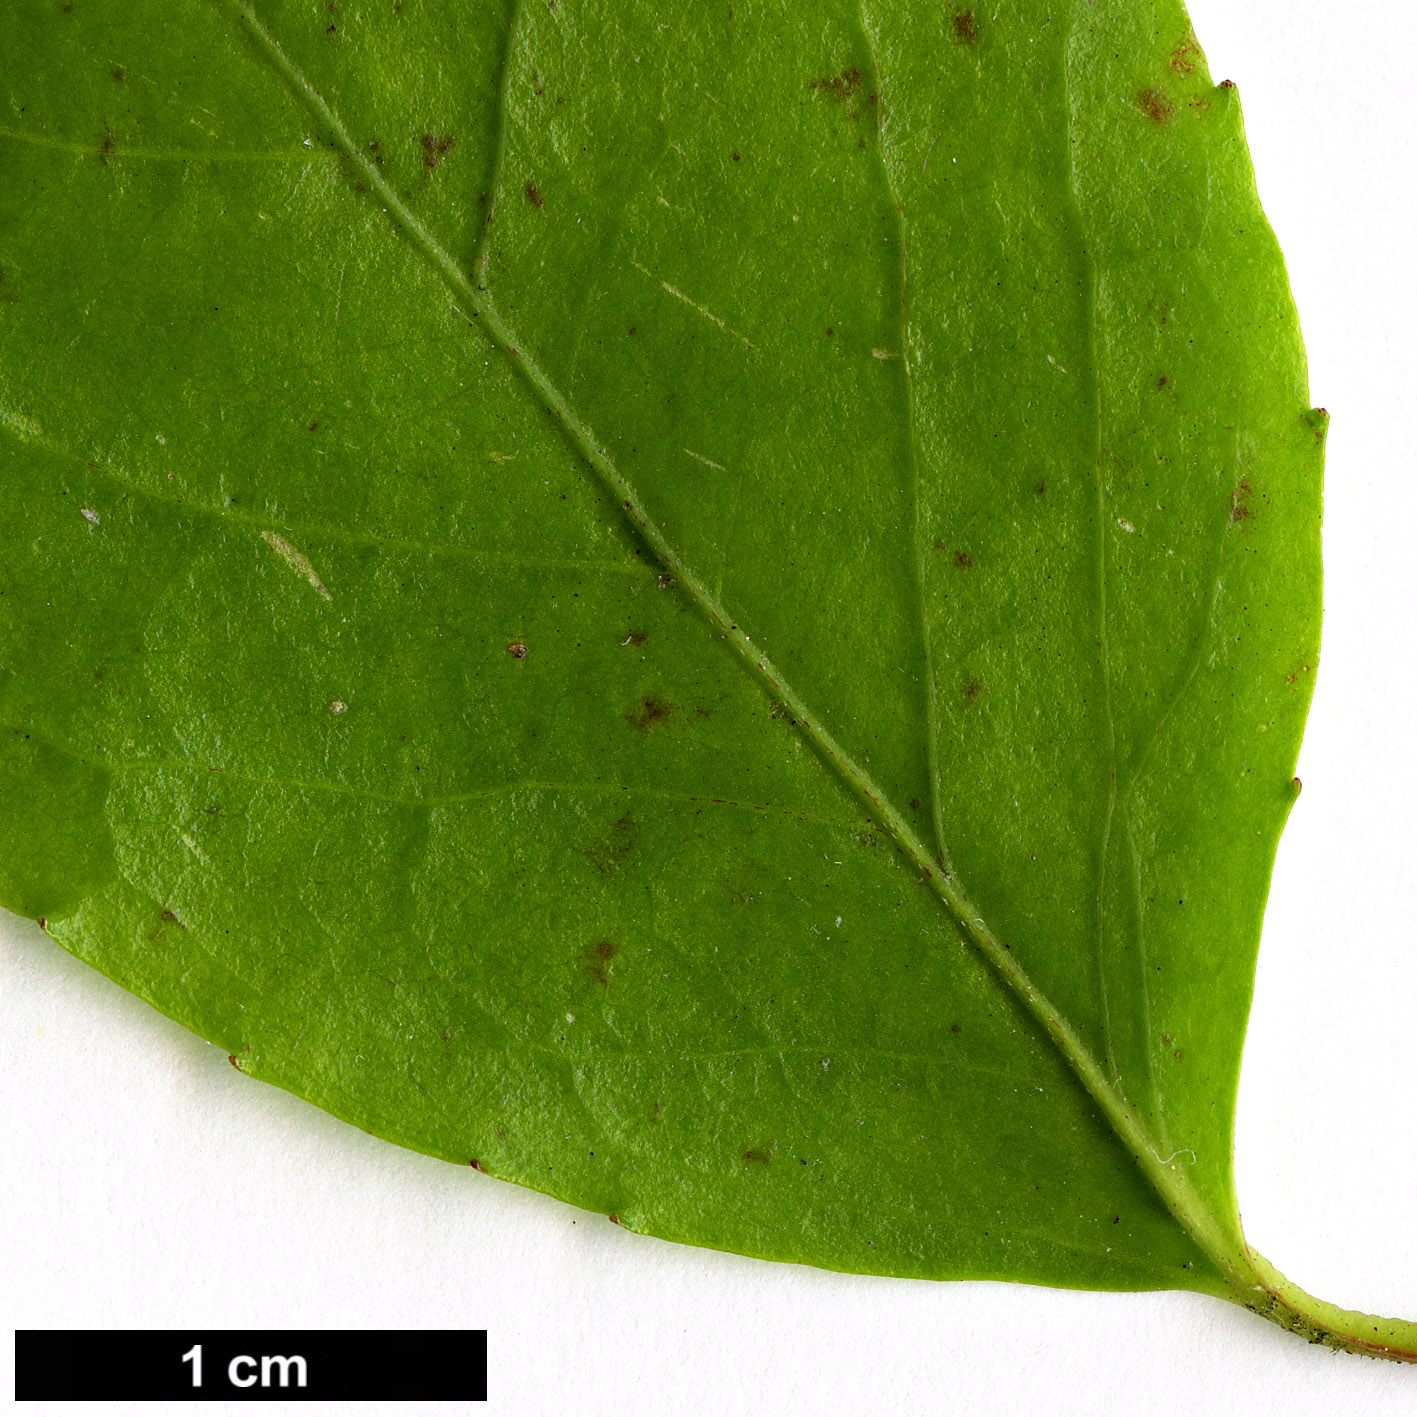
[1,0,1351,1323]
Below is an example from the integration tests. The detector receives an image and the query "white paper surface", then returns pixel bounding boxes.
[4,1,1416,1411]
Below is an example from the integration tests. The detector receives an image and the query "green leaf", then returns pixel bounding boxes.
[1,0,1411,1358]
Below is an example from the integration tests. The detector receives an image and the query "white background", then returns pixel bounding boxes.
[3,1,1415,1411]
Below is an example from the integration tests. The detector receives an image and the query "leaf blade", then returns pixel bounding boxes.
[0,0,1332,1308]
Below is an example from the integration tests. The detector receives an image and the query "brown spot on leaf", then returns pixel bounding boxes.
[229,1054,242,1071]
[420,132,455,169]
[1230,478,1253,523]
[963,678,982,704]
[741,1145,774,1165]
[524,180,543,208]
[624,630,648,647]
[97,129,114,164]
[731,151,741,162]
[909,796,920,811]
[1169,42,1199,77]
[625,695,673,732]
[1137,88,1173,123]
[811,67,863,102]
[506,639,527,659]
[111,66,125,82]
[950,7,978,44]
[607,1212,621,1225]
[586,814,642,876]
[159,909,187,929]
[950,1023,962,1033]
[1157,375,1168,389]
[579,939,618,986]
[469,1158,488,1172]
[952,550,974,570]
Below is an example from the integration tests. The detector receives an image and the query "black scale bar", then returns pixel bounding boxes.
[15,1330,487,1402]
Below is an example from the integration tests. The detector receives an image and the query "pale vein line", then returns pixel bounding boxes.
[90,752,860,829]
[474,0,523,288]
[261,528,333,600]
[1059,41,1121,1091]
[857,2,949,873]
[0,124,314,163]
[658,281,754,349]
[0,425,653,579]
[220,0,1250,1287]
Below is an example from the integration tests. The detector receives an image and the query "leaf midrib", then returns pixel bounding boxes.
[221,0,1248,1294]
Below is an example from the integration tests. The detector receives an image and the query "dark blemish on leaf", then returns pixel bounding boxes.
[441,1029,451,1043]
[1035,481,1047,496]
[159,909,186,929]
[420,132,455,169]
[826,327,834,336]
[1162,1032,1172,1045]
[308,421,318,431]
[97,129,114,163]
[950,1024,961,1033]
[909,796,920,810]
[608,1213,621,1225]
[731,151,741,162]
[229,1054,242,1071]
[506,639,527,658]
[625,696,673,732]
[37,917,46,931]
[726,877,759,906]
[741,1146,773,1164]
[587,814,642,875]
[953,550,974,570]
[963,678,982,704]
[325,23,336,36]
[810,67,862,103]
[628,326,636,335]
[1137,88,1173,123]
[470,1158,488,1172]
[1157,375,1168,388]
[579,939,617,986]
[950,7,978,44]
[1170,42,1198,77]
[623,630,648,646]
[1230,478,1253,524]
[1173,1049,1183,1060]
[111,66,125,82]
[525,181,543,208]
